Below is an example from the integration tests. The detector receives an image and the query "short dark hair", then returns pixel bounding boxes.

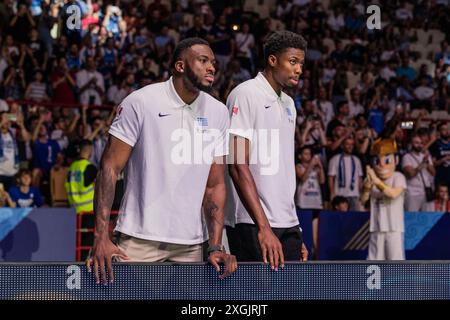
[437,121,448,131]
[79,139,93,152]
[336,100,348,113]
[332,196,349,209]
[172,37,210,67]
[263,31,307,65]
[437,182,448,190]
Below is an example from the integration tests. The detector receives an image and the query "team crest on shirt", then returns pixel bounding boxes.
[232,106,239,115]
[196,117,208,126]
[286,107,295,124]
[112,105,123,123]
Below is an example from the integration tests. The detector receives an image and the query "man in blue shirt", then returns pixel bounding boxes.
[429,122,450,187]
[31,114,61,188]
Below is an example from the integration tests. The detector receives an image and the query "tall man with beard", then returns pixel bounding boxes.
[87,38,237,284]
[401,134,435,212]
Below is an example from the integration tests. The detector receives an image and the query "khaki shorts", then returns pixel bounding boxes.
[116,233,204,263]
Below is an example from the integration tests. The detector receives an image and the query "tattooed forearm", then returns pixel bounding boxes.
[203,189,225,246]
[93,164,118,240]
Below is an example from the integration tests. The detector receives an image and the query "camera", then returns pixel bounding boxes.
[110,6,121,16]
[400,121,414,130]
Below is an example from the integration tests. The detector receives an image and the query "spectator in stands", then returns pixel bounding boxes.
[298,114,327,161]
[429,122,450,187]
[207,14,234,71]
[396,58,417,81]
[348,88,364,118]
[427,183,450,212]
[0,181,16,207]
[50,114,80,151]
[328,137,363,211]
[82,105,113,168]
[235,22,255,73]
[0,111,30,190]
[25,28,48,71]
[313,87,334,127]
[31,112,61,188]
[24,70,48,102]
[8,4,35,44]
[326,123,353,160]
[50,57,76,105]
[3,66,26,100]
[76,57,105,106]
[332,196,350,212]
[326,100,350,138]
[186,15,208,39]
[8,169,44,208]
[225,59,251,87]
[295,147,325,211]
[401,134,436,211]
[66,43,81,70]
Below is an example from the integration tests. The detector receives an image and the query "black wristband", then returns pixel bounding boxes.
[207,244,225,255]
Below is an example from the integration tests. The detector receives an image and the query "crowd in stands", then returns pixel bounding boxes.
[0,0,449,212]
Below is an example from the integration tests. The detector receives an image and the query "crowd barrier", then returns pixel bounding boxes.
[1,208,449,262]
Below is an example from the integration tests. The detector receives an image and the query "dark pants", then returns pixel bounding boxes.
[226,223,303,262]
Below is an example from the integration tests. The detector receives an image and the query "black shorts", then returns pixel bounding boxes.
[226,223,303,262]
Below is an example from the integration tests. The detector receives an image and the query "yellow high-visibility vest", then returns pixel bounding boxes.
[65,159,95,214]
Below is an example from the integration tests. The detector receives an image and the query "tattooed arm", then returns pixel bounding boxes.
[203,159,226,246]
[87,135,132,284]
[203,157,237,278]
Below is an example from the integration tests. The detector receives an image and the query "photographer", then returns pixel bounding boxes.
[298,114,327,162]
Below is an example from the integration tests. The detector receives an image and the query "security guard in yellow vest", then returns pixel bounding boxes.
[65,140,97,213]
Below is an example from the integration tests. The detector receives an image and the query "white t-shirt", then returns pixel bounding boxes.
[235,32,255,59]
[414,86,434,100]
[401,152,434,196]
[225,72,299,228]
[369,172,406,232]
[0,131,18,176]
[328,153,363,197]
[50,129,69,150]
[349,100,365,118]
[295,164,323,209]
[109,77,229,245]
[313,99,334,127]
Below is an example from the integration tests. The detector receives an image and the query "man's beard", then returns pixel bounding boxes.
[412,147,422,153]
[441,134,450,140]
[184,64,213,93]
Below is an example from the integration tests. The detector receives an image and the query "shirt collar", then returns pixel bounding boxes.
[166,76,202,111]
[255,72,282,103]
[166,76,186,109]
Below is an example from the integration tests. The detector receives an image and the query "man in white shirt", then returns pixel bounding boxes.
[76,57,105,106]
[361,139,407,260]
[328,137,363,211]
[313,86,334,127]
[226,31,308,271]
[0,112,30,190]
[413,77,434,101]
[401,134,435,211]
[87,38,237,284]
[348,88,364,118]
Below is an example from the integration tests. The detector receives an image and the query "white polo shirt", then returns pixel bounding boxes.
[225,72,299,228]
[109,77,229,245]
